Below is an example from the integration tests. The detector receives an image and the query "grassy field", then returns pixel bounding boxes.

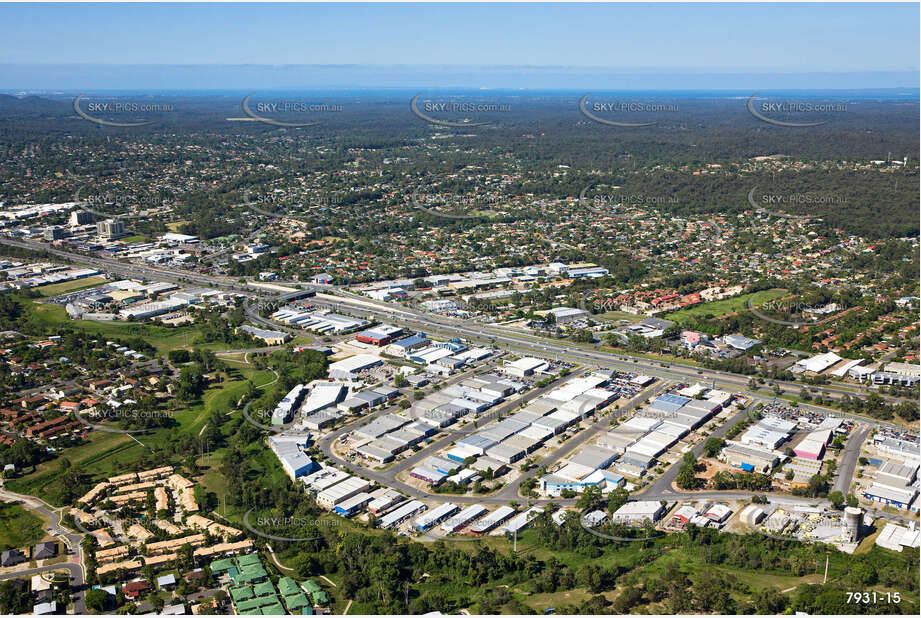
[26,301,255,357]
[34,276,107,297]
[0,501,46,551]
[7,364,271,506]
[119,234,147,243]
[664,288,788,323]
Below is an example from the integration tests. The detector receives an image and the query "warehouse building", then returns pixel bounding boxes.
[862,484,917,510]
[569,445,620,471]
[469,457,509,477]
[740,417,796,450]
[425,456,461,476]
[414,503,459,531]
[503,357,549,377]
[485,442,526,464]
[301,382,346,416]
[271,384,307,425]
[410,466,447,485]
[610,501,666,525]
[441,504,488,533]
[793,429,831,461]
[502,507,544,535]
[378,500,426,529]
[385,333,429,357]
[877,461,918,487]
[457,435,498,456]
[333,492,373,517]
[301,467,350,494]
[720,441,780,473]
[355,324,403,346]
[368,489,404,515]
[355,414,410,440]
[303,409,341,431]
[316,476,371,510]
[470,506,515,534]
[268,435,319,481]
[546,306,590,324]
[328,354,384,379]
[539,469,625,496]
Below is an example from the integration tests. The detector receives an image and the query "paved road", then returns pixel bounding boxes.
[0,485,87,614]
[833,423,871,495]
[4,236,912,420]
[318,289,914,414]
[317,368,596,506]
[640,405,752,499]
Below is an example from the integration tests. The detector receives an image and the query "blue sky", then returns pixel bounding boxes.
[0,3,917,89]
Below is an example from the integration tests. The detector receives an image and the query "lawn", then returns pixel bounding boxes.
[664,288,788,324]
[34,276,107,297]
[27,301,259,357]
[0,501,47,551]
[7,365,271,506]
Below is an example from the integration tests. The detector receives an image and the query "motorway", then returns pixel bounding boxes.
[3,237,918,544]
[3,235,911,419]
[317,289,912,413]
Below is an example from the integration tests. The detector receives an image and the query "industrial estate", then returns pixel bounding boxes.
[0,2,919,616]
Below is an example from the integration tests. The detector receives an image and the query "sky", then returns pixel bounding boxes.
[0,2,918,90]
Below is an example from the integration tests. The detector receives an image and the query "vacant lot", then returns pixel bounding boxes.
[0,501,46,551]
[34,275,107,297]
[665,289,788,323]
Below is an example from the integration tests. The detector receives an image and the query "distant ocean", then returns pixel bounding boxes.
[0,64,918,94]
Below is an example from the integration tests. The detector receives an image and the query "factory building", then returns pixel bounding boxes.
[328,354,384,379]
[378,500,426,529]
[414,503,459,531]
[720,442,780,473]
[268,435,319,481]
[316,476,371,510]
[470,506,516,534]
[440,504,488,533]
[610,501,667,525]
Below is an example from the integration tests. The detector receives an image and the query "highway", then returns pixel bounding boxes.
[3,236,918,542]
[4,235,912,418]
